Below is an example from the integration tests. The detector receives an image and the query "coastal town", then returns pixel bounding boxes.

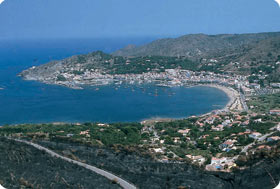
[140,108,280,172]
[2,1,280,187]
[21,60,280,95]
[1,99,279,173]
[4,64,280,173]
[14,53,280,173]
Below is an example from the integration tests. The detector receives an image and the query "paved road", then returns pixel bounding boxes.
[241,132,274,153]
[9,138,137,189]
[258,132,274,142]
[258,123,280,142]
[241,142,255,153]
[240,93,248,112]
[241,124,278,153]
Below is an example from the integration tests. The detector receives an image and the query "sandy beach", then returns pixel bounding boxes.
[197,84,242,112]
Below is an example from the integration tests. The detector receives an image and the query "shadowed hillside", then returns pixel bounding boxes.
[0,138,120,189]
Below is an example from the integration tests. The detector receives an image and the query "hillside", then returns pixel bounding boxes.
[18,51,197,88]
[113,32,280,61]
[0,131,279,188]
[19,31,280,89]
[0,137,121,188]
[113,32,280,77]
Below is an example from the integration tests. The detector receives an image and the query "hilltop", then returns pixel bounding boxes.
[113,32,280,61]
[114,32,280,76]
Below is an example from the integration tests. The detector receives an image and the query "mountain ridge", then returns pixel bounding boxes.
[112,32,280,61]
[19,31,280,88]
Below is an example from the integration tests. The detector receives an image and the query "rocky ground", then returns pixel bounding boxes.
[37,140,280,189]
[0,137,121,189]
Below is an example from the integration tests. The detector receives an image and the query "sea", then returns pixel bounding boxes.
[0,38,229,125]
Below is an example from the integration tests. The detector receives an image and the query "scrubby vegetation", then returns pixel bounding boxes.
[0,122,144,147]
[248,93,280,113]
[1,120,280,188]
[0,137,121,189]
[109,56,198,74]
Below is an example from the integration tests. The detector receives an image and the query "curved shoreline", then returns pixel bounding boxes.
[1,84,239,126]
[197,84,239,112]
[141,84,240,124]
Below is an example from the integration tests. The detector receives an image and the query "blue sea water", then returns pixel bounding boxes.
[0,38,229,125]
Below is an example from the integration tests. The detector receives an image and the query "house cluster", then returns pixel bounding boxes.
[270,83,280,88]
[80,130,90,137]
[195,112,250,132]
[219,139,237,152]
[152,148,165,154]
[178,129,191,136]
[206,157,237,171]
[140,107,280,170]
[270,109,280,116]
[97,123,109,127]
[241,80,280,96]
[267,136,280,142]
[186,155,206,165]
[48,59,254,90]
[248,132,262,140]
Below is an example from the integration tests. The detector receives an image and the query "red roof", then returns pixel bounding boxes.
[270,110,280,113]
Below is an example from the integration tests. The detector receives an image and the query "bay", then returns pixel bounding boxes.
[0,38,229,125]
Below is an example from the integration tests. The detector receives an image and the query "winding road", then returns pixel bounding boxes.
[241,124,279,153]
[8,138,137,189]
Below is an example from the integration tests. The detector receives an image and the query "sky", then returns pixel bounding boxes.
[0,0,280,39]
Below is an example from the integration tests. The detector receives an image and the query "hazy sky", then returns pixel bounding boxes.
[0,0,280,39]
